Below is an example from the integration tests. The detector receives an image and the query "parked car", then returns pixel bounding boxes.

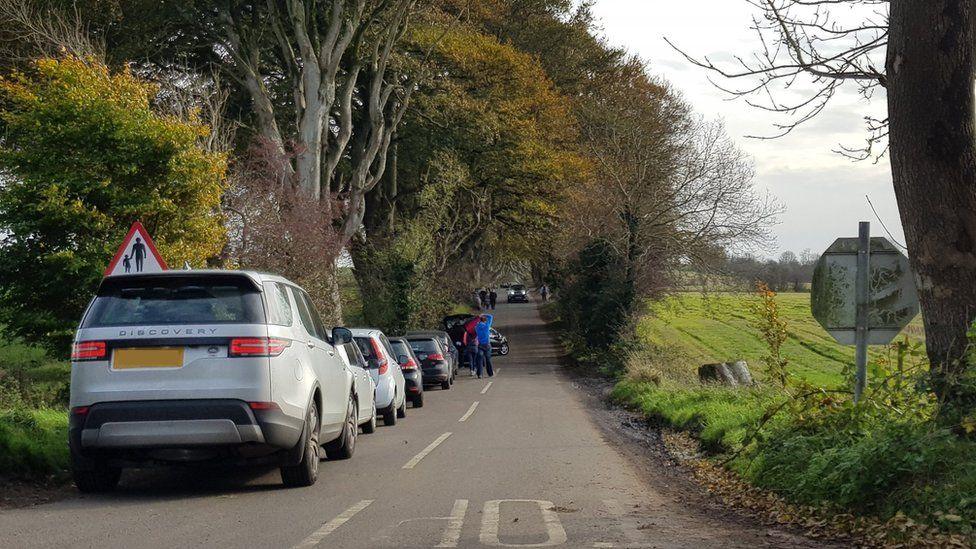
[68,271,363,492]
[352,329,407,426]
[335,341,378,434]
[490,328,510,356]
[405,335,454,390]
[405,330,459,376]
[507,284,529,303]
[389,338,425,407]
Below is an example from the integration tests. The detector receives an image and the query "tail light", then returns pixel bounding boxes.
[230,337,291,357]
[247,401,281,411]
[401,357,418,370]
[369,338,389,375]
[71,341,106,361]
[71,406,90,416]
[427,353,444,361]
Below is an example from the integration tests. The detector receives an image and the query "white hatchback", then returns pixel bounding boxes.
[351,329,407,426]
[69,270,364,491]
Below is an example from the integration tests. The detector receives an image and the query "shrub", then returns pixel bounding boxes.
[0,56,227,354]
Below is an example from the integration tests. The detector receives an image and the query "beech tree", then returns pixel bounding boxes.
[673,0,976,406]
[102,0,419,322]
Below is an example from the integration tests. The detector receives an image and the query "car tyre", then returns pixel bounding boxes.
[397,398,407,418]
[281,405,319,488]
[499,343,510,356]
[73,461,121,494]
[382,398,397,426]
[325,395,357,460]
[441,379,451,390]
[362,401,377,434]
[412,392,425,407]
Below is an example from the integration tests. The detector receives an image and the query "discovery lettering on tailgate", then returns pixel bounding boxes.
[117,328,219,337]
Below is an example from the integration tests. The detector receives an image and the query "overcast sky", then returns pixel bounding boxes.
[590,0,904,258]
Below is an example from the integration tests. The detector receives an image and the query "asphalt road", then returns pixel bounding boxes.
[0,302,819,548]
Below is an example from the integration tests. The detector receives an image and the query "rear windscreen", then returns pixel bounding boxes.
[407,339,438,354]
[390,340,410,356]
[83,277,265,327]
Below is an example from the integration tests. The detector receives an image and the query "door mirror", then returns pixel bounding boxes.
[332,327,353,345]
[397,354,409,365]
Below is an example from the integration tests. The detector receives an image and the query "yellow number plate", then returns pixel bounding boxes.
[113,348,184,369]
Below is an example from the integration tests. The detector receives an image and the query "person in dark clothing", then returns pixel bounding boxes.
[463,316,481,376]
[478,288,488,311]
[488,288,497,310]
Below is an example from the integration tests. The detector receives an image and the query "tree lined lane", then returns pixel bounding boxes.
[0,303,818,548]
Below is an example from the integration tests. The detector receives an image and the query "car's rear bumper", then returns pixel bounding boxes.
[404,371,423,394]
[70,399,303,455]
[422,363,451,383]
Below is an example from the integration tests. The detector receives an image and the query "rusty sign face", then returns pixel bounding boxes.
[811,237,919,345]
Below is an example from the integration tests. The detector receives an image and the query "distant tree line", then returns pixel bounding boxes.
[712,250,820,293]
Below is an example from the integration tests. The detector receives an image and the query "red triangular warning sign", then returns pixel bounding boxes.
[104,221,168,276]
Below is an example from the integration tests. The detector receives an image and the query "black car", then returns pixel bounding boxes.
[489,328,510,356]
[507,284,529,303]
[406,336,454,390]
[389,337,424,408]
[405,330,459,376]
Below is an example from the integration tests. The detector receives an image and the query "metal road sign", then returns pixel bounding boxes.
[811,222,919,402]
[104,221,168,276]
[811,233,919,345]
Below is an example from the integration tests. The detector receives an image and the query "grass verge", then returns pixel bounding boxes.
[0,408,69,480]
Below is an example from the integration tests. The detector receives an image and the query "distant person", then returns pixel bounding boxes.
[130,237,146,272]
[473,289,482,310]
[463,316,480,377]
[476,313,494,378]
[122,254,131,273]
[479,288,488,311]
[540,284,550,302]
[489,288,497,310]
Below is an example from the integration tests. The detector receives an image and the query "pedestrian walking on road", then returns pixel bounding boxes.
[489,288,497,310]
[464,316,480,376]
[540,284,550,302]
[476,313,494,378]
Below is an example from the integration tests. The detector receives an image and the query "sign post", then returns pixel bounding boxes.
[853,222,870,402]
[811,223,919,402]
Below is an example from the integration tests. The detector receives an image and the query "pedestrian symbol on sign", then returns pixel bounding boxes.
[104,222,168,276]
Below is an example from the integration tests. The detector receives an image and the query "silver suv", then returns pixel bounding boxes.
[69,271,362,491]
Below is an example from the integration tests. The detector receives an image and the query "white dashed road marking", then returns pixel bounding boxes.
[481,381,493,394]
[435,499,470,547]
[480,499,568,547]
[292,499,374,548]
[402,432,453,469]
[459,401,480,422]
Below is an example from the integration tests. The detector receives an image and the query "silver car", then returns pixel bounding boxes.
[335,341,378,434]
[69,270,364,491]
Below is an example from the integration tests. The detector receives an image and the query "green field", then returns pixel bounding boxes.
[637,292,926,387]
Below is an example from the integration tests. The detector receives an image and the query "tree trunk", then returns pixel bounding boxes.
[887,0,976,404]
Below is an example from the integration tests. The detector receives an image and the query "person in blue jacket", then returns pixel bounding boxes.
[475,313,494,378]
